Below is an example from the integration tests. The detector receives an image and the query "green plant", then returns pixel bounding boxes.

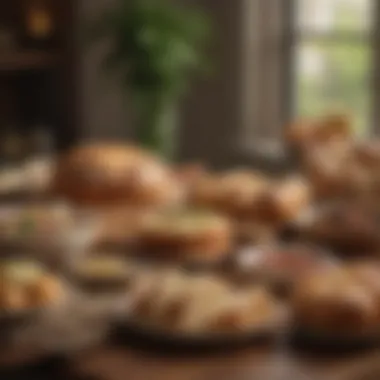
[89,0,211,98]
[88,0,211,157]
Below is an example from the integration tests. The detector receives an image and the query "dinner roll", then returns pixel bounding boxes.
[51,144,180,207]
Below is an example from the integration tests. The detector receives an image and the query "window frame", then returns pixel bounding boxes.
[287,0,380,134]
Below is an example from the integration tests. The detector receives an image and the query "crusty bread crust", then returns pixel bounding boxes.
[51,144,180,207]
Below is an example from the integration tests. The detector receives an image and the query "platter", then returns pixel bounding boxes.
[114,305,289,350]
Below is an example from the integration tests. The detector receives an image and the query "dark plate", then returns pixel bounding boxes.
[72,276,131,294]
[290,326,380,352]
[114,306,289,350]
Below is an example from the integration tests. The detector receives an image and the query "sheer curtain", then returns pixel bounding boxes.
[239,0,290,156]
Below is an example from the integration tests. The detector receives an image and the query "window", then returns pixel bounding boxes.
[292,0,376,134]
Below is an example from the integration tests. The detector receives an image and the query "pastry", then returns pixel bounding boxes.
[138,209,233,263]
[189,169,270,217]
[217,170,270,217]
[354,141,380,170]
[314,114,352,144]
[293,267,379,334]
[347,262,380,321]
[26,274,63,306]
[128,270,280,335]
[256,177,312,224]
[301,137,380,201]
[132,271,190,327]
[0,260,62,311]
[51,144,181,207]
[204,289,276,332]
[301,140,353,198]
[304,202,380,254]
[287,114,351,153]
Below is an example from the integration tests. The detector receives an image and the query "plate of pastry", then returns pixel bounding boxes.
[51,144,182,207]
[115,269,288,348]
[0,259,64,325]
[290,262,380,350]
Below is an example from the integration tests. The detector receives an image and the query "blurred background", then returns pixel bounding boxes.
[1,2,380,379]
[0,0,376,165]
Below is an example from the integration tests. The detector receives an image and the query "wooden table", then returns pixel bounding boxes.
[69,344,380,380]
[3,341,380,380]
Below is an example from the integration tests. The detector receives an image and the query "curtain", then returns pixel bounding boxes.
[239,0,290,151]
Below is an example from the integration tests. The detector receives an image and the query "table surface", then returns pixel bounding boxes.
[71,344,380,380]
[3,340,380,380]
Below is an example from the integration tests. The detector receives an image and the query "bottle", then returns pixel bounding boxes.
[24,0,54,48]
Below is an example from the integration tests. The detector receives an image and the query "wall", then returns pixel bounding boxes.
[79,0,244,167]
[80,0,132,142]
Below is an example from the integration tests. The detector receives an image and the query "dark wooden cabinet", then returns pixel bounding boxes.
[0,0,80,153]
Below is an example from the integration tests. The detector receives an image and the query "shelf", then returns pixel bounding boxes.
[0,50,59,72]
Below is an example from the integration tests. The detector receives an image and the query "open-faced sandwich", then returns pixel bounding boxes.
[72,255,135,292]
[137,209,233,264]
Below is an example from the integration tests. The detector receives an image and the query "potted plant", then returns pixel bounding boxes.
[89,0,211,160]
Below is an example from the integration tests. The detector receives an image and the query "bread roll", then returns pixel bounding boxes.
[354,141,380,170]
[305,203,380,254]
[257,177,312,224]
[190,169,270,219]
[51,144,180,207]
[287,114,351,153]
[302,140,363,199]
[293,268,379,334]
[218,170,270,216]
